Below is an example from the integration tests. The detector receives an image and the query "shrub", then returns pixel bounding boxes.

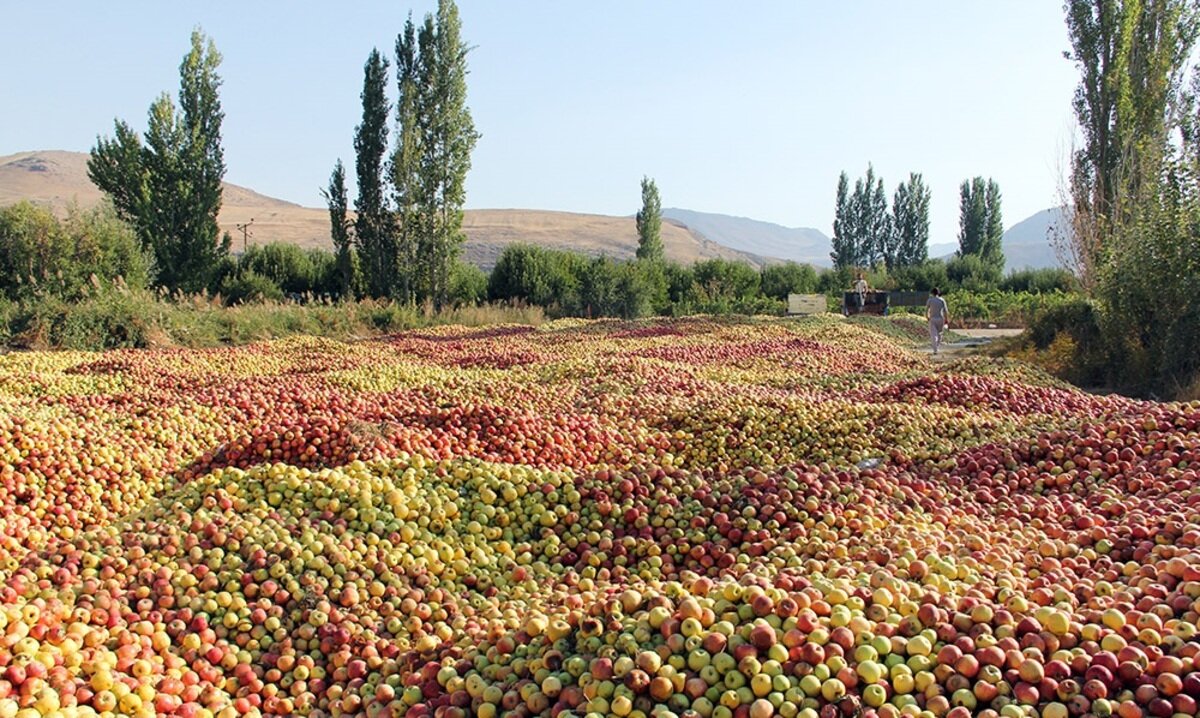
[0,201,149,301]
[1000,267,1078,294]
[448,261,488,306]
[946,253,1002,291]
[488,244,585,314]
[816,267,855,294]
[760,262,819,300]
[236,243,333,297]
[218,271,286,305]
[690,259,760,302]
[1023,298,1106,386]
[889,260,950,292]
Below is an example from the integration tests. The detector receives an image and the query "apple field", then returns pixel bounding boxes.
[0,316,1197,718]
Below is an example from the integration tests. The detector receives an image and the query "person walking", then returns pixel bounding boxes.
[925,288,949,355]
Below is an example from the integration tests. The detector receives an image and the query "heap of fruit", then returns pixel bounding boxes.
[0,315,1197,718]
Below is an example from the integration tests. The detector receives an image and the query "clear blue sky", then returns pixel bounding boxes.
[0,1,1079,243]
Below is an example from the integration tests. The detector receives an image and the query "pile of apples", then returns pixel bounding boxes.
[0,316,1197,718]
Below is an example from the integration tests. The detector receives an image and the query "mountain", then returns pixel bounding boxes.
[662,208,831,266]
[929,209,1066,270]
[1000,208,1066,270]
[0,150,773,270]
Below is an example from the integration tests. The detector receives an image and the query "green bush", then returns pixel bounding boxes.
[448,261,488,306]
[888,260,950,292]
[1024,298,1106,386]
[218,271,286,305]
[690,259,760,302]
[487,244,585,314]
[946,253,1002,291]
[816,266,855,294]
[0,201,149,301]
[235,243,335,297]
[760,262,818,300]
[1000,267,1077,294]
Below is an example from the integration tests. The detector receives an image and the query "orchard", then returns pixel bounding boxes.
[0,315,1197,718]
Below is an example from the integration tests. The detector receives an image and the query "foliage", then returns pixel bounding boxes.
[218,270,287,306]
[354,48,394,299]
[1097,153,1200,397]
[887,259,949,292]
[1061,0,1200,398]
[891,172,931,267]
[689,258,761,303]
[832,165,893,269]
[2,288,545,351]
[635,176,664,262]
[1009,299,1107,387]
[946,252,1003,292]
[88,29,230,292]
[830,172,853,268]
[393,16,423,304]
[0,201,149,301]
[957,177,1004,272]
[408,0,481,307]
[487,244,585,313]
[1063,0,1199,284]
[233,243,336,297]
[321,159,357,298]
[760,261,819,300]
[999,267,1078,294]
[448,261,488,306]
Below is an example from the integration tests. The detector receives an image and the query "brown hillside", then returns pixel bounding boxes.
[0,150,771,268]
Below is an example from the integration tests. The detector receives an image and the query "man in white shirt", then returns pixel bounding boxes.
[925,288,950,354]
[852,273,869,312]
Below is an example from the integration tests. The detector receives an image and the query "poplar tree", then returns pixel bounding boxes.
[830,172,854,268]
[891,173,930,267]
[414,0,480,307]
[1063,0,1199,281]
[957,177,1004,272]
[321,160,356,298]
[354,49,394,298]
[89,29,229,292]
[635,176,664,261]
[393,16,423,303]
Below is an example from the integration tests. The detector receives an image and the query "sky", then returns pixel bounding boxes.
[0,2,1080,244]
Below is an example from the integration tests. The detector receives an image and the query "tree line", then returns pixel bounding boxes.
[82,2,479,310]
[830,166,1005,281]
[328,0,479,308]
[1050,0,1200,398]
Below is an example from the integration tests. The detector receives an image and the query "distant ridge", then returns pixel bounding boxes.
[0,150,1066,272]
[663,208,831,267]
[0,150,776,270]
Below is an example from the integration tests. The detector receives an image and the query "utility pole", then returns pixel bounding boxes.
[235,219,254,253]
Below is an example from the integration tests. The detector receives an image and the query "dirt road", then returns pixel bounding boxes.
[919,327,1023,360]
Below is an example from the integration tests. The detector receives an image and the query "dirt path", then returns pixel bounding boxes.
[918,327,1023,361]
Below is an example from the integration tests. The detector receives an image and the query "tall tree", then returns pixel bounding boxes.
[1063,0,1200,282]
[321,160,356,298]
[88,29,229,292]
[830,172,855,268]
[635,176,663,261]
[981,179,1005,270]
[392,16,423,303]
[354,49,394,299]
[891,172,930,267]
[958,177,1004,271]
[413,0,480,308]
[864,169,894,269]
[958,178,987,257]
